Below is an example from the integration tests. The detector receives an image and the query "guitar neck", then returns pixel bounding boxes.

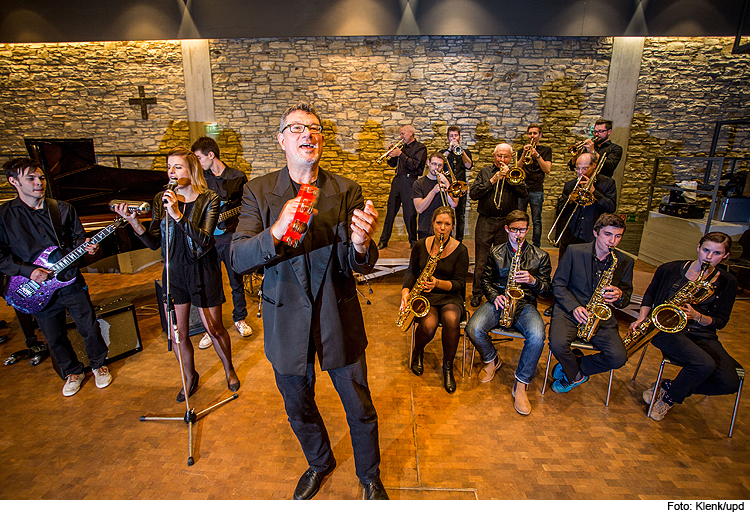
[218,206,241,223]
[50,221,120,274]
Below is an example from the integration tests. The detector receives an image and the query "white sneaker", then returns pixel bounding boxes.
[92,366,112,389]
[235,320,253,337]
[62,373,84,397]
[198,332,212,349]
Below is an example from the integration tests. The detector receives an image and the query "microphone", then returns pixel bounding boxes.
[164,178,178,204]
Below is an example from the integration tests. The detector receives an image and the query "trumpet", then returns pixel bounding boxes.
[520,137,539,166]
[547,153,607,246]
[376,139,405,163]
[506,149,526,186]
[567,125,597,155]
[451,145,464,156]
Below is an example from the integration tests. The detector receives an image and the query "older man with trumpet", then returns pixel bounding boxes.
[469,143,529,308]
[412,152,457,240]
[377,124,427,249]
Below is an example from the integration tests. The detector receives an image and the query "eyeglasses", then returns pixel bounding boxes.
[575,166,592,173]
[507,227,529,233]
[281,123,323,134]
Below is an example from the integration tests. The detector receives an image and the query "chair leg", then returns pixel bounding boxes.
[647,360,667,418]
[461,331,466,378]
[606,369,614,407]
[729,374,744,438]
[631,344,649,382]
[409,323,415,367]
[542,349,552,395]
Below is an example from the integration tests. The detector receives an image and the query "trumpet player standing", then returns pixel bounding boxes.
[549,214,633,394]
[401,207,469,394]
[516,124,552,248]
[443,126,473,242]
[629,232,741,422]
[378,125,427,249]
[465,210,552,415]
[568,119,622,179]
[412,152,456,239]
[469,143,529,307]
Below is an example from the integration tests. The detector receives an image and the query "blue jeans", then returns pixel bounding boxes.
[273,353,381,484]
[518,191,544,247]
[466,301,546,384]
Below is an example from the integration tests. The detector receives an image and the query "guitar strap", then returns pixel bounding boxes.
[45,198,67,251]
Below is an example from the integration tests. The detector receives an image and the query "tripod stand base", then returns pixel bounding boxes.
[138,392,239,465]
[4,344,49,366]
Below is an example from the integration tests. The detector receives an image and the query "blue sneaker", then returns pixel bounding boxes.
[551,374,589,393]
[552,363,565,381]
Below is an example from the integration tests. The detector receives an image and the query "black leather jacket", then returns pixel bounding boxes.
[138,189,220,260]
[480,241,552,307]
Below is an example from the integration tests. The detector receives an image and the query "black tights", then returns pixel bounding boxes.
[414,304,462,366]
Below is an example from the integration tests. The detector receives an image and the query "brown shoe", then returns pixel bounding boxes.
[478,356,502,383]
[512,381,531,415]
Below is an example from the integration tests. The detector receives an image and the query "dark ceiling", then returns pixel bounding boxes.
[1,0,747,43]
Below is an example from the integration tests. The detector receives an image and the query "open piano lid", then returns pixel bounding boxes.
[25,138,167,220]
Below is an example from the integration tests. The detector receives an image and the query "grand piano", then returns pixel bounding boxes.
[25,138,169,267]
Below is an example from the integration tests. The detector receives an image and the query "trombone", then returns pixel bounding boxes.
[376,139,405,163]
[547,153,608,246]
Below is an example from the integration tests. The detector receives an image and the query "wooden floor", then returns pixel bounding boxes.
[0,246,748,502]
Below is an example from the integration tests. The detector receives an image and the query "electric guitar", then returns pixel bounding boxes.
[5,218,126,314]
[213,204,241,236]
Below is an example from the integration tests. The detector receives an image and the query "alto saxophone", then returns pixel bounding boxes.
[396,234,446,331]
[623,261,714,357]
[498,243,524,328]
[578,249,618,342]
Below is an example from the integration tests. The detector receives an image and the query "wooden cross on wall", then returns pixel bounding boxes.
[128,86,157,119]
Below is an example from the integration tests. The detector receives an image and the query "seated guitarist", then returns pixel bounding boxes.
[0,158,112,396]
[191,137,252,349]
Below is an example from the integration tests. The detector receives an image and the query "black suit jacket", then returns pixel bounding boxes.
[230,167,378,376]
[552,242,634,329]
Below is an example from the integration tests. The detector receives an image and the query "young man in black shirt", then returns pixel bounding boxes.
[191,137,252,349]
[443,126,473,242]
[0,158,111,397]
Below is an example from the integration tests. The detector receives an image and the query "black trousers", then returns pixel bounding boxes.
[273,353,381,484]
[455,193,468,242]
[34,281,108,379]
[472,215,507,300]
[216,241,247,322]
[652,331,742,404]
[379,174,418,245]
[549,308,627,380]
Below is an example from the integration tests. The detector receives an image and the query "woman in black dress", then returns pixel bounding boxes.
[401,206,469,393]
[115,146,238,402]
[631,231,741,421]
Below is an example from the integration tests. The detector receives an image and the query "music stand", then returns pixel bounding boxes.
[138,183,237,466]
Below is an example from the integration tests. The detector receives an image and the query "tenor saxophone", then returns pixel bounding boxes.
[396,234,446,331]
[623,261,714,357]
[498,243,524,328]
[577,249,618,342]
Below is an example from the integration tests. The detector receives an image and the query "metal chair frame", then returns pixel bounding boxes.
[541,341,615,406]
[631,344,745,438]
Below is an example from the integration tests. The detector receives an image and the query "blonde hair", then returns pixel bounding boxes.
[168,146,206,191]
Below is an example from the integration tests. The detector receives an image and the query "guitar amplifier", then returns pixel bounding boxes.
[154,279,206,336]
[50,298,143,378]
[659,203,705,219]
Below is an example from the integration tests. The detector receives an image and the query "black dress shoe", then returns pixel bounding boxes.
[543,305,553,317]
[176,373,199,403]
[410,349,424,376]
[363,477,389,500]
[377,242,388,250]
[470,296,482,308]
[293,461,336,500]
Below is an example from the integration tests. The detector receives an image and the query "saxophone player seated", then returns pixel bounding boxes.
[465,210,552,415]
[629,232,741,422]
[401,206,469,394]
[549,213,633,394]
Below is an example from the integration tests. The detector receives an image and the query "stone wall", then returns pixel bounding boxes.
[1,36,748,250]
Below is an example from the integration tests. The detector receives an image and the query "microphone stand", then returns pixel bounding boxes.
[138,180,238,466]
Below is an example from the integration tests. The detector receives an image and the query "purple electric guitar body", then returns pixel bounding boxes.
[5,218,126,314]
